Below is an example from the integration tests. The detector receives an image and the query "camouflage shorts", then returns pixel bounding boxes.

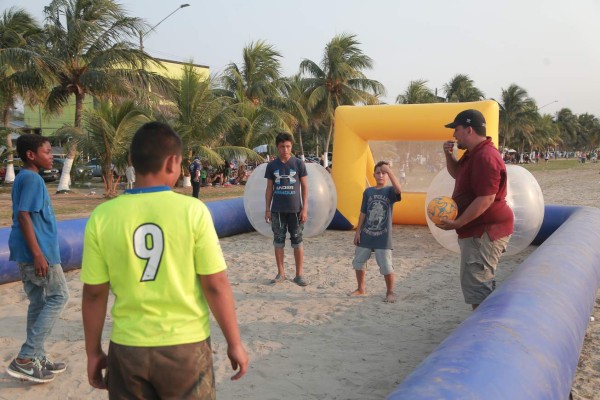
[107,339,214,400]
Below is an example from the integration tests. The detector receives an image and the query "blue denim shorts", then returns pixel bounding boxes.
[271,212,304,248]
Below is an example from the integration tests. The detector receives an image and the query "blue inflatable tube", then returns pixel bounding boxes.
[206,197,254,238]
[387,206,600,400]
[0,218,89,283]
[0,197,254,284]
[532,204,580,245]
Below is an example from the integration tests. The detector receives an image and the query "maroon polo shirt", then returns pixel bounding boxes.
[452,138,514,240]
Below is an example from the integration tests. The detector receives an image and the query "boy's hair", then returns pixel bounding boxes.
[374,160,389,172]
[275,132,294,145]
[130,122,182,174]
[16,134,50,161]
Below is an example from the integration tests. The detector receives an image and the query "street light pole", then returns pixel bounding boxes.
[139,4,190,54]
[538,100,558,111]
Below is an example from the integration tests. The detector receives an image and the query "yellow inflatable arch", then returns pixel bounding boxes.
[330,100,499,227]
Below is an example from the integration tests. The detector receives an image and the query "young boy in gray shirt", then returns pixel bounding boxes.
[351,161,402,303]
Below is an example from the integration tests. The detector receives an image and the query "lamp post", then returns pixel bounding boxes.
[139,4,190,53]
[534,101,559,161]
[537,100,558,111]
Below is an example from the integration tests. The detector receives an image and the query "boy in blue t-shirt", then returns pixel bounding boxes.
[189,156,201,198]
[6,134,69,383]
[351,161,402,303]
[264,132,308,286]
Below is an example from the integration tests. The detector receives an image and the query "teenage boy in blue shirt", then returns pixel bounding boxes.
[6,134,69,383]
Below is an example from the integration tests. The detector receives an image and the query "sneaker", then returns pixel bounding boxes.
[41,356,67,374]
[293,276,308,287]
[6,358,55,383]
[270,274,286,284]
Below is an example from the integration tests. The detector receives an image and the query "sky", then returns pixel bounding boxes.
[6,0,600,116]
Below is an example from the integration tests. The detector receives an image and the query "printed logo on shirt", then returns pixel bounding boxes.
[274,169,297,184]
[363,195,390,237]
[273,168,298,196]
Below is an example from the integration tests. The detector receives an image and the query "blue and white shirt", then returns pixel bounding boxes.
[265,157,307,213]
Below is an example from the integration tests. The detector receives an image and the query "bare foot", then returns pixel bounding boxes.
[384,292,396,303]
[349,289,366,297]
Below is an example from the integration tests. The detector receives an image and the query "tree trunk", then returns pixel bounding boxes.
[323,99,340,168]
[57,92,85,193]
[3,107,16,183]
[315,131,319,160]
[519,139,525,163]
[297,126,305,161]
[103,147,116,197]
[323,120,334,168]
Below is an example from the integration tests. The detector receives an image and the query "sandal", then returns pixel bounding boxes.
[293,276,308,287]
[270,274,285,284]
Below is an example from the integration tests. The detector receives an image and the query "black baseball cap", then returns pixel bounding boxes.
[445,109,486,134]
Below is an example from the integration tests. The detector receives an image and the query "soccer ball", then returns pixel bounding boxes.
[427,196,458,224]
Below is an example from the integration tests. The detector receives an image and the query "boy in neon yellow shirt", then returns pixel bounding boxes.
[81,122,248,398]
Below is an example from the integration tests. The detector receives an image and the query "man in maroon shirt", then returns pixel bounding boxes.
[437,109,514,310]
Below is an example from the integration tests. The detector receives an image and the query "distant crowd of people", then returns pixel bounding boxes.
[503,149,599,164]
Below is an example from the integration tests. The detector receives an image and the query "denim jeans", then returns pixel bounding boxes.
[17,263,69,360]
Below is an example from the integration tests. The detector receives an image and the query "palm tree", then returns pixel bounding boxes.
[532,114,562,153]
[300,33,385,166]
[280,74,309,159]
[443,74,484,102]
[555,108,580,150]
[220,40,284,106]
[56,100,149,197]
[41,0,174,192]
[576,113,600,150]
[396,79,439,104]
[219,41,297,150]
[170,63,261,172]
[498,84,537,154]
[0,7,45,183]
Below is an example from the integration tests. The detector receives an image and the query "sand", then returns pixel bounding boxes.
[0,165,599,399]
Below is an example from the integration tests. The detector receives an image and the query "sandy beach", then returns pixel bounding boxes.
[0,164,599,400]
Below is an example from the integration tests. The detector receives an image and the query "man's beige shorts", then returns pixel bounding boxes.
[458,232,510,305]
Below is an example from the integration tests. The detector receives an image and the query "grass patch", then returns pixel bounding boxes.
[0,183,245,228]
[521,159,597,172]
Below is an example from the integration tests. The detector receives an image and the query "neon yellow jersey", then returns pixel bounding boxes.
[81,186,226,347]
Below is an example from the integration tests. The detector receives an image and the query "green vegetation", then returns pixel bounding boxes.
[521,159,594,172]
[1,1,599,196]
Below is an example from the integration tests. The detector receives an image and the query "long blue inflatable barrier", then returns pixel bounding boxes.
[0,197,254,284]
[387,205,600,399]
[0,202,576,283]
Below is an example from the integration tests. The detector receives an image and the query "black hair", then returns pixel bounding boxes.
[130,122,182,174]
[472,125,486,136]
[275,132,294,145]
[374,160,389,172]
[16,134,49,161]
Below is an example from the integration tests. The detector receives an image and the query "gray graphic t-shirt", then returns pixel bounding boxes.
[358,186,401,250]
[265,157,307,213]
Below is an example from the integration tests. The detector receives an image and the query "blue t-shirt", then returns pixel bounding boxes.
[264,157,307,213]
[189,160,201,177]
[358,186,401,250]
[9,169,61,265]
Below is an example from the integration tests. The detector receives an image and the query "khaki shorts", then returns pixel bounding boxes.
[107,339,214,400]
[352,246,394,275]
[458,233,510,305]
